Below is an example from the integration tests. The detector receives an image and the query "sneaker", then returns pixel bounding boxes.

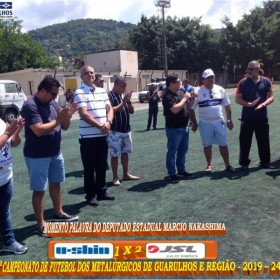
[53,213,79,222]
[2,241,27,255]
[177,172,194,178]
[34,226,51,238]
[169,175,179,183]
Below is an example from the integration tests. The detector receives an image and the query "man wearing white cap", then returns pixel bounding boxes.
[189,69,236,173]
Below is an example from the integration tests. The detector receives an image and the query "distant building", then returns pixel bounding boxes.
[0,49,191,96]
[84,49,138,78]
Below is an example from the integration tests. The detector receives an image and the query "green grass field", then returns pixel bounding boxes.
[2,89,280,278]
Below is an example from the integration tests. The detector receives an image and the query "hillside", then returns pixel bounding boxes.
[28,18,135,61]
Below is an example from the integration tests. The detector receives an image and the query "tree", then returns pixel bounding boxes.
[0,19,53,73]
[127,15,220,72]
[128,15,163,69]
[218,1,280,80]
[74,57,84,69]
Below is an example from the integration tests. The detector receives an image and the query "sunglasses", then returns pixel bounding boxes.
[209,91,213,100]
[98,80,105,83]
[247,68,257,71]
[84,71,94,75]
[48,90,59,98]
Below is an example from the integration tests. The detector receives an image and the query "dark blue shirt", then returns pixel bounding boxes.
[21,96,61,158]
[237,76,272,119]
[180,85,194,93]
[148,89,159,106]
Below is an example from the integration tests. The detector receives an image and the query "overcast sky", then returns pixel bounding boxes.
[11,0,264,32]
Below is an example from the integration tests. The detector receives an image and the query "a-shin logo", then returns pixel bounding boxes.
[0,2,13,18]
[54,243,113,259]
[146,243,205,259]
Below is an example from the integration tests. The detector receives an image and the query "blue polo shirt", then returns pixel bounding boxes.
[180,85,194,93]
[21,96,61,158]
[236,76,273,119]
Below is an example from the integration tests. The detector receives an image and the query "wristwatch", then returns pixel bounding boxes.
[108,120,113,125]
[3,131,10,138]
[227,120,232,123]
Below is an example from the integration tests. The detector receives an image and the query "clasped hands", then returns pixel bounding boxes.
[5,118,25,137]
[57,102,78,122]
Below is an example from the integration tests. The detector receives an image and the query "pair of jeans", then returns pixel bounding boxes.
[147,104,158,129]
[165,127,189,176]
[239,118,270,165]
[0,178,16,246]
[79,137,108,200]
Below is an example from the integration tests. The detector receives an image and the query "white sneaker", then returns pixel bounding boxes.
[2,241,27,255]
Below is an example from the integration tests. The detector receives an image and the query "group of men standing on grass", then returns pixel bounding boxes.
[164,60,274,183]
[9,65,139,242]
[3,59,273,248]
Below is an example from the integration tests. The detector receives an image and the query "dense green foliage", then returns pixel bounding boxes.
[127,1,280,81]
[127,15,219,71]
[28,18,134,59]
[0,19,52,73]
[1,1,280,79]
[216,1,280,81]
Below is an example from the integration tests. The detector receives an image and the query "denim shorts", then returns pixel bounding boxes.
[106,131,132,157]
[199,120,227,147]
[25,153,65,191]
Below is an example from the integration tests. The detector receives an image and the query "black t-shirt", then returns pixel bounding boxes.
[162,89,189,128]
[108,91,131,133]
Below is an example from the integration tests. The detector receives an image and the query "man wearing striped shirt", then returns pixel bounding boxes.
[74,65,114,206]
[107,76,139,186]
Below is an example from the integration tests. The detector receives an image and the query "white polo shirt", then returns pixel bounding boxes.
[191,84,230,123]
[74,83,110,139]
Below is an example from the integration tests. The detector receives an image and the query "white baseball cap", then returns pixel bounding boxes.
[202,69,215,78]
[0,119,6,135]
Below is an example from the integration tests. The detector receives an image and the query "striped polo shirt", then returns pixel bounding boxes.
[74,83,110,139]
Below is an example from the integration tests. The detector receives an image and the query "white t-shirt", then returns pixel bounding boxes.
[0,138,13,186]
[191,84,230,123]
[74,83,110,139]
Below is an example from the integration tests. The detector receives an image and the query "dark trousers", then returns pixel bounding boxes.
[147,105,158,129]
[239,118,270,165]
[79,137,108,200]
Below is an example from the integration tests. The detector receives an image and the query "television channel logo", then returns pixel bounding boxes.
[53,243,114,259]
[146,243,205,259]
[0,2,13,19]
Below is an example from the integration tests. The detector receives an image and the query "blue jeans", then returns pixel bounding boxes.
[165,127,189,176]
[0,178,16,246]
